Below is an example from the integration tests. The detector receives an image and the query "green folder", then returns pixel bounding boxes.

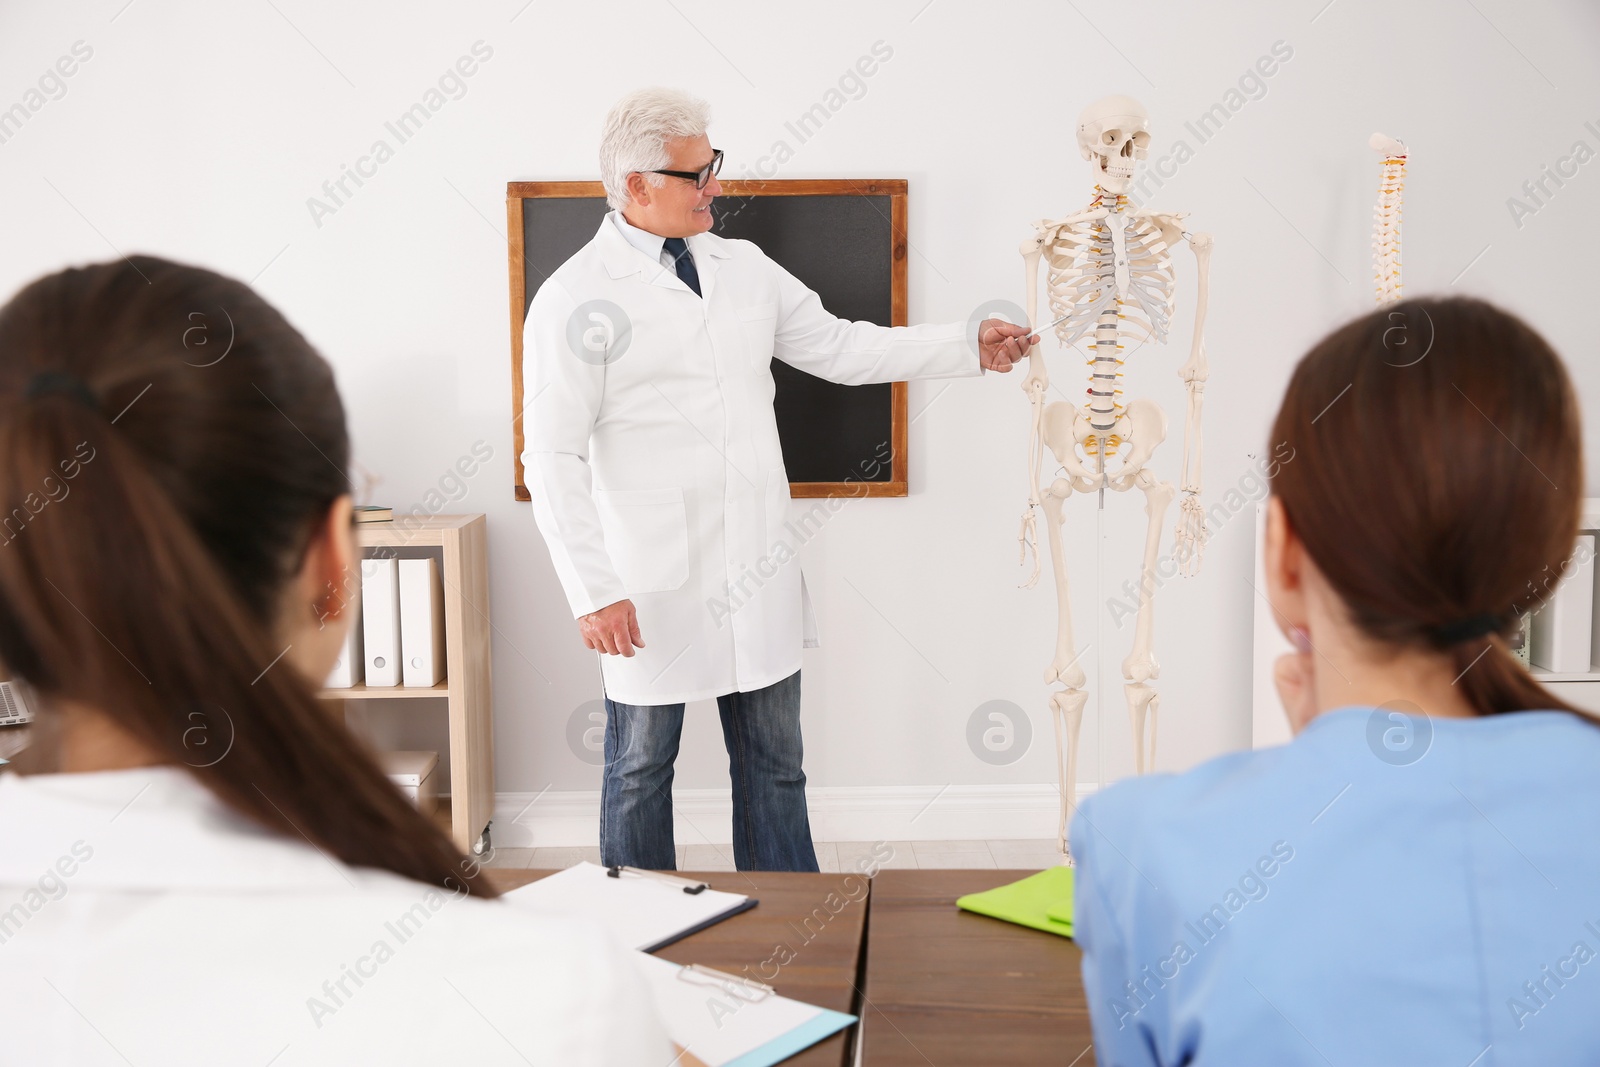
[955,866,1074,938]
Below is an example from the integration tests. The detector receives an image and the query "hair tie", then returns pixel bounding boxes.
[1429,614,1504,645]
[24,371,98,410]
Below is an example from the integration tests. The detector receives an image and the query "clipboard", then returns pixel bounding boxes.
[505,862,757,952]
[635,952,856,1067]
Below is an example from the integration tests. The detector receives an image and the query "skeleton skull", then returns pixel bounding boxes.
[1076,95,1151,195]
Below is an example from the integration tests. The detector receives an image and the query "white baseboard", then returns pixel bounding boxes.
[486,783,1099,848]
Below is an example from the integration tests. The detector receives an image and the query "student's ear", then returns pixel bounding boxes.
[280,495,358,688]
[324,495,356,596]
[1264,495,1310,641]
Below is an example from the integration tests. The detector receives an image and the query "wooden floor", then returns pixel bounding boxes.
[482,839,1068,872]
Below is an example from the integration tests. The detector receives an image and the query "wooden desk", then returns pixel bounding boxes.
[487,868,869,1067]
[861,869,1094,1066]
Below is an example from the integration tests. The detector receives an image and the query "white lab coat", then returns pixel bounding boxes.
[522,212,981,705]
[0,766,669,1065]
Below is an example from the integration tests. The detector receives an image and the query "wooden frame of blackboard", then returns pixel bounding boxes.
[506,178,911,501]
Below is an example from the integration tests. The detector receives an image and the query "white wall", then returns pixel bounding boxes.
[4,0,1597,838]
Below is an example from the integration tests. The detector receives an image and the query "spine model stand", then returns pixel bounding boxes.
[1370,133,1407,304]
[1017,96,1213,857]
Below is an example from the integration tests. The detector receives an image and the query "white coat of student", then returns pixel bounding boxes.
[0,257,683,1066]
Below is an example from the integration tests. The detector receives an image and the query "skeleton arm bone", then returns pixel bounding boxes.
[1019,235,1047,587]
[1174,229,1213,575]
[1137,208,1212,574]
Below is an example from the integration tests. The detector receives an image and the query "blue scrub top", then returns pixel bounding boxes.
[1070,704,1600,1066]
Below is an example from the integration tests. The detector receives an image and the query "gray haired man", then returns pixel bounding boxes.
[522,87,1034,871]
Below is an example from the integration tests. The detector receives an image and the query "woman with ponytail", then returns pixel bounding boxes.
[0,257,669,1064]
[1071,296,1599,1065]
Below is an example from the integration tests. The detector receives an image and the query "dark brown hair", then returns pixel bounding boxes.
[0,255,498,897]
[1269,295,1586,717]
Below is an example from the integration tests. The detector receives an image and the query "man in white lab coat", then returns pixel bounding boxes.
[522,87,1035,871]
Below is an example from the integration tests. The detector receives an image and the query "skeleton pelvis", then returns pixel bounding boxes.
[1043,397,1168,488]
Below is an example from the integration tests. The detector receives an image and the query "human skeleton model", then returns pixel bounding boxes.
[1016,96,1213,855]
[1370,133,1407,304]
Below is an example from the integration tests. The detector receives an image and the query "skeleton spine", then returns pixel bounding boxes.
[1373,154,1405,304]
[1085,190,1127,462]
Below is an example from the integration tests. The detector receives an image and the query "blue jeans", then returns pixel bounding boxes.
[600,669,818,872]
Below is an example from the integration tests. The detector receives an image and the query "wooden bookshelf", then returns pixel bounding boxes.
[1530,499,1600,714]
[318,514,496,854]
[321,681,450,700]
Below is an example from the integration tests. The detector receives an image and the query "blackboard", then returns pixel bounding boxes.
[506,179,912,499]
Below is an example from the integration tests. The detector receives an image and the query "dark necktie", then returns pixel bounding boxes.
[662,236,701,297]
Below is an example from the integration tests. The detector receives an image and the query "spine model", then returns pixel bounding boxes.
[1370,133,1407,305]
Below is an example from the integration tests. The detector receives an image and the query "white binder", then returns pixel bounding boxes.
[1530,534,1596,673]
[399,557,446,687]
[361,556,401,687]
[323,602,365,688]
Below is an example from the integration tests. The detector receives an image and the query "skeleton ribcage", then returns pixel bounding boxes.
[1040,211,1176,349]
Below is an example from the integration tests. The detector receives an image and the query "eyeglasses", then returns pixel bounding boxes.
[643,148,723,190]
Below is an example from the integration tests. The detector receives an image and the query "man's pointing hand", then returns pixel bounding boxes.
[978,318,1038,372]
